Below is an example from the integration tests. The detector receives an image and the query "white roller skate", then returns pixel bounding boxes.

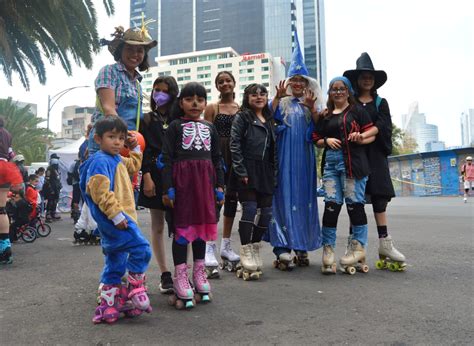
[376,235,407,272]
[219,238,240,272]
[205,242,220,279]
[252,242,264,275]
[321,245,337,275]
[236,244,260,280]
[168,263,195,310]
[339,239,369,275]
[273,252,295,271]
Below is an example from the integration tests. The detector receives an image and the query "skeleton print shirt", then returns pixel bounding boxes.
[161,118,225,192]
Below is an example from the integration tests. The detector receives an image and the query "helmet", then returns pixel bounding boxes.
[467,156,473,161]
[12,154,25,162]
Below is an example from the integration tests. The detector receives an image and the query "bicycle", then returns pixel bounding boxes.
[15,223,37,243]
[31,214,52,237]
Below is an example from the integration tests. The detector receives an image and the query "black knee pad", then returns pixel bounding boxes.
[223,195,238,217]
[257,207,272,228]
[322,202,342,228]
[0,207,6,215]
[241,201,257,223]
[347,203,367,226]
[371,197,388,213]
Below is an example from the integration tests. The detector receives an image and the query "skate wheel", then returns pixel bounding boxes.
[375,260,385,270]
[236,269,243,278]
[250,272,260,280]
[168,295,177,306]
[175,299,185,310]
[242,272,250,281]
[218,263,224,270]
[346,266,356,275]
[360,264,369,273]
[389,262,399,272]
[273,260,278,268]
[278,263,286,271]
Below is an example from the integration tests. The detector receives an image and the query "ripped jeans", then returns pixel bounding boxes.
[321,149,368,248]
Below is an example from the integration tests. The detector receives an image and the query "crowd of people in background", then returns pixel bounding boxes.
[1,22,472,327]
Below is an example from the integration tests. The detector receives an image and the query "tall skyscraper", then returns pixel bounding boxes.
[460,109,474,147]
[402,102,439,153]
[130,0,326,86]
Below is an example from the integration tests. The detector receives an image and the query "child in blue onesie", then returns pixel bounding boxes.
[80,116,152,324]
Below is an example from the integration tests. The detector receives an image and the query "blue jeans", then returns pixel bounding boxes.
[321,149,368,247]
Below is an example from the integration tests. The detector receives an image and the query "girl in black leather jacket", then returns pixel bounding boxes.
[229,83,276,279]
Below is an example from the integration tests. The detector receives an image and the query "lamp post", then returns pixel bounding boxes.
[46,85,91,131]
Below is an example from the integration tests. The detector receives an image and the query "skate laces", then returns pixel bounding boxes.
[177,267,191,290]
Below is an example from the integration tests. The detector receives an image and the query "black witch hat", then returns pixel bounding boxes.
[343,52,387,90]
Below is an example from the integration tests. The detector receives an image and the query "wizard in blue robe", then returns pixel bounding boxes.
[265,32,324,262]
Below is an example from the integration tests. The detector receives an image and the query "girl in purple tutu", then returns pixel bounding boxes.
[161,82,224,308]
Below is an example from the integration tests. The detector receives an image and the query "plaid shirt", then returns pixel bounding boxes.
[93,62,143,130]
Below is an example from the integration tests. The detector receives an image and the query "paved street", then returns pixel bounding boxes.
[1,197,472,345]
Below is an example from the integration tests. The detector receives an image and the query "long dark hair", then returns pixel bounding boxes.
[113,42,150,72]
[170,82,207,122]
[150,76,179,111]
[241,83,272,121]
[215,71,236,99]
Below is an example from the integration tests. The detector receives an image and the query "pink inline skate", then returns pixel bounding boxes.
[93,285,122,324]
[125,273,152,316]
[168,263,195,310]
[193,259,212,303]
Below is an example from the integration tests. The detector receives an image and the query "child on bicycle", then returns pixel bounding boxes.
[8,192,32,242]
[25,174,39,223]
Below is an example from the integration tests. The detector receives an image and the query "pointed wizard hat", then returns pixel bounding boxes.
[343,52,387,90]
[285,31,322,102]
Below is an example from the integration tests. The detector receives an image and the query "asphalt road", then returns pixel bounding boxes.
[1,197,472,345]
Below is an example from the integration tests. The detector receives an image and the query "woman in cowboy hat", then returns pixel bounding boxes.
[88,23,157,155]
[343,52,407,271]
[266,32,324,270]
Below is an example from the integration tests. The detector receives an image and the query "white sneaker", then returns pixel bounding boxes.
[205,242,219,267]
[220,238,240,261]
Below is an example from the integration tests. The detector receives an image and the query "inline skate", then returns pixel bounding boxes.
[339,239,369,275]
[376,235,407,272]
[125,272,152,316]
[93,285,122,324]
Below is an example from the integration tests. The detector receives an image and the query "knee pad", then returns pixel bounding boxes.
[257,207,272,228]
[223,195,238,217]
[322,202,342,228]
[241,201,257,223]
[0,207,6,215]
[347,203,367,226]
[371,197,388,213]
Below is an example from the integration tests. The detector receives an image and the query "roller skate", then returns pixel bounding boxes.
[339,239,369,275]
[321,245,337,275]
[219,238,240,272]
[204,242,220,279]
[294,250,310,267]
[168,263,195,310]
[159,271,174,294]
[236,244,260,280]
[273,252,295,271]
[73,229,90,245]
[124,272,152,316]
[252,242,264,275]
[193,260,212,303]
[51,211,61,221]
[376,235,407,272]
[93,285,122,324]
[0,238,13,265]
[88,230,101,245]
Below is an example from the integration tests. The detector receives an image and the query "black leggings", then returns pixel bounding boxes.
[172,238,206,266]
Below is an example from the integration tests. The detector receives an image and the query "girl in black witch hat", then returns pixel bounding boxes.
[343,52,407,271]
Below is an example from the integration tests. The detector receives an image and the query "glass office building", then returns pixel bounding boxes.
[131,0,326,85]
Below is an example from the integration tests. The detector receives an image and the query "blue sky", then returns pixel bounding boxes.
[1,0,472,147]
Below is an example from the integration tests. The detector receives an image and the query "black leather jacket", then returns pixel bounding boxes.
[230,109,277,181]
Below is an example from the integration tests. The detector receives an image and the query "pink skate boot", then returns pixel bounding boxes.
[193,259,212,303]
[168,263,195,310]
[93,285,121,324]
[126,273,152,316]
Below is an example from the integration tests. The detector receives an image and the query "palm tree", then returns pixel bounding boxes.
[0,0,115,90]
[0,97,54,164]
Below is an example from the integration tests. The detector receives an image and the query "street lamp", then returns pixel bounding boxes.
[46,85,91,131]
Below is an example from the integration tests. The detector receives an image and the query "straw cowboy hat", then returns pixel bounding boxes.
[343,52,387,90]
